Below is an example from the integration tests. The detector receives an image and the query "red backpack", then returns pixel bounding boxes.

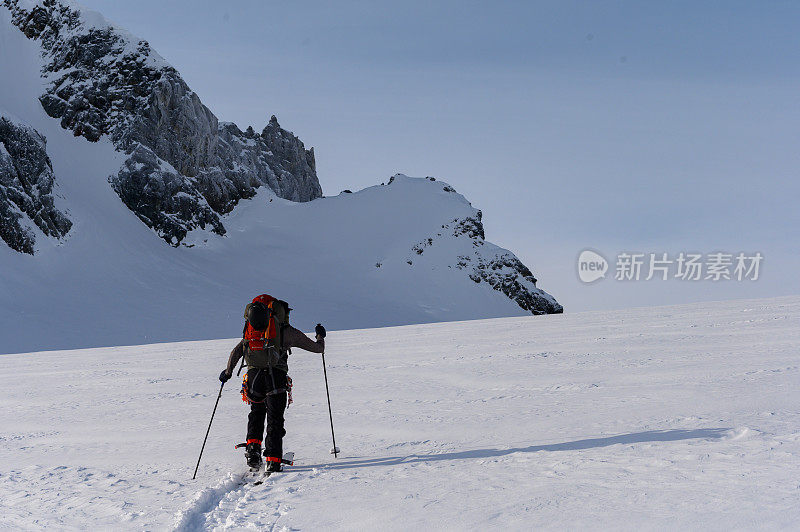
[243,294,291,351]
[243,294,285,351]
[240,295,293,403]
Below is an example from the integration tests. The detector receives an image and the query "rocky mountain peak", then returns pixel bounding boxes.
[2,0,323,248]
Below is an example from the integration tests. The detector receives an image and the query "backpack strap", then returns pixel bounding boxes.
[237,323,248,376]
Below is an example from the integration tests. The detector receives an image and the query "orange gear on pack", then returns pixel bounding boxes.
[241,294,291,369]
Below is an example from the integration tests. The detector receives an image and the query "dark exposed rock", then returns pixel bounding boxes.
[4,0,322,245]
[0,183,35,255]
[210,118,320,213]
[124,74,217,178]
[109,144,224,246]
[453,211,485,240]
[412,237,434,255]
[462,253,561,314]
[0,116,72,254]
[414,207,562,315]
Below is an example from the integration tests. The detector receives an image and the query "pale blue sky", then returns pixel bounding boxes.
[79,0,800,311]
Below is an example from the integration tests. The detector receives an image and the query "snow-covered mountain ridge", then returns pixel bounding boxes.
[0,0,561,354]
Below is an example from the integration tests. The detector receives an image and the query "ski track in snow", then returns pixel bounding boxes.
[2,296,800,530]
[174,469,313,531]
[173,472,247,531]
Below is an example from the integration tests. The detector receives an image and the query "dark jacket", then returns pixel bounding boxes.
[225,325,324,375]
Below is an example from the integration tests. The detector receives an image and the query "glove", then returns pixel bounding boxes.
[219,369,231,383]
[315,323,326,339]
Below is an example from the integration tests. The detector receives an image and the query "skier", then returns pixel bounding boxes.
[219,294,326,474]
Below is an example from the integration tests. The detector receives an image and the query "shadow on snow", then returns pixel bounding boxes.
[295,428,732,471]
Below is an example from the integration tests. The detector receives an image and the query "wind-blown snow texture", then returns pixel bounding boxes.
[0,2,561,353]
[0,296,798,530]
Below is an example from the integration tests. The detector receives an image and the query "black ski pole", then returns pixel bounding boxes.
[192,382,225,479]
[321,352,339,458]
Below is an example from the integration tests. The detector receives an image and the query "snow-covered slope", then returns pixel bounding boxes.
[0,296,798,530]
[0,2,561,354]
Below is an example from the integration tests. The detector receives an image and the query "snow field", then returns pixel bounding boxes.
[1,296,799,530]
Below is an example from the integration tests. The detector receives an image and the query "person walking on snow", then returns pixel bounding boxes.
[219,294,326,473]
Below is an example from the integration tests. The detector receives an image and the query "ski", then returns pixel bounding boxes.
[243,459,265,482]
[253,452,294,485]
[235,443,294,484]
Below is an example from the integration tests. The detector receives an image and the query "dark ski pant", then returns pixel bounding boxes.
[245,367,287,459]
